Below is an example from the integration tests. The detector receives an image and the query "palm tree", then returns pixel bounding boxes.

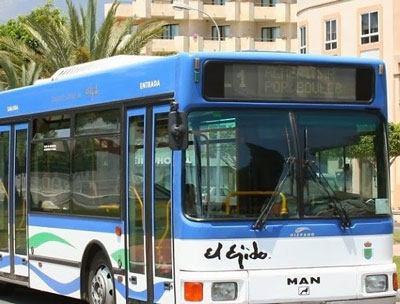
[0,0,165,89]
[25,0,165,74]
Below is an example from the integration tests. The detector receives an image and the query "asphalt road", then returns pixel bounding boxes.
[0,286,399,304]
[0,284,85,304]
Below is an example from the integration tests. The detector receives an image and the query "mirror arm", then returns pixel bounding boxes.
[168,101,188,150]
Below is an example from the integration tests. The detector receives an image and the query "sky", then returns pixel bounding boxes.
[0,0,111,24]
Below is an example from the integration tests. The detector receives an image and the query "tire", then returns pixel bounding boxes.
[87,252,115,304]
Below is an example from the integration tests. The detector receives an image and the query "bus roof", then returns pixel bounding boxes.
[0,52,387,121]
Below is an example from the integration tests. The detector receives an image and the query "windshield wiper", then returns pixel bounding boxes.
[252,124,296,230]
[305,159,351,229]
[252,156,295,230]
[302,127,350,229]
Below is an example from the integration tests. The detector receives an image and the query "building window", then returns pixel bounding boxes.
[212,25,230,41]
[161,24,179,40]
[204,0,226,4]
[261,27,280,42]
[325,19,337,50]
[258,0,280,7]
[361,11,379,44]
[300,26,306,54]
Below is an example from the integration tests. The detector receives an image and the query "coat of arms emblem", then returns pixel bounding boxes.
[364,241,373,259]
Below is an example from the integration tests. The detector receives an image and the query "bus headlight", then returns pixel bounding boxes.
[211,282,237,301]
[365,275,388,293]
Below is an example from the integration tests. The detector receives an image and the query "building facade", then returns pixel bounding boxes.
[107,0,297,54]
[297,0,400,210]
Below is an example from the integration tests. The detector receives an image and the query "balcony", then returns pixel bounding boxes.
[189,35,204,52]
[110,0,296,23]
[253,5,277,21]
[254,38,288,52]
[111,0,151,19]
[109,2,133,19]
[203,4,226,19]
[252,2,293,22]
[151,0,175,18]
[150,36,189,53]
[240,37,255,50]
[146,35,297,54]
[203,38,223,52]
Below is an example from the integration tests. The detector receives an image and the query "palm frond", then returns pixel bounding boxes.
[0,36,40,64]
[0,68,7,91]
[93,0,120,59]
[81,0,97,54]
[22,60,42,86]
[24,18,73,71]
[118,20,165,55]
[0,54,19,89]
[107,17,135,57]
[67,0,84,47]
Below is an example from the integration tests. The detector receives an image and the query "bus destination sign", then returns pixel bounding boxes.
[203,61,374,103]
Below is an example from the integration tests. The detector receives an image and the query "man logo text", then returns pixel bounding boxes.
[287,277,320,285]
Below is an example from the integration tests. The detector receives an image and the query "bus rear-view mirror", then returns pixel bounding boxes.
[168,108,188,150]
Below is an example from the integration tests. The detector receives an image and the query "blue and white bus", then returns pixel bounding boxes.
[0,52,396,304]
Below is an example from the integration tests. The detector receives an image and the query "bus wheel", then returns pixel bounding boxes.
[88,252,115,304]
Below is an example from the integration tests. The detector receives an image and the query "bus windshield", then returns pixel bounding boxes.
[184,110,389,221]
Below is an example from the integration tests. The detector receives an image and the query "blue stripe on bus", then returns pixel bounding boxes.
[15,256,26,265]
[128,287,147,301]
[0,255,26,269]
[30,263,80,295]
[174,217,393,240]
[154,281,167,302]
[0,255,10,269]
[28,214,124,234]
[115,280,127,299]
[126,282,166,302]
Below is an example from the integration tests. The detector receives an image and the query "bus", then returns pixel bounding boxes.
[0,52,396,304]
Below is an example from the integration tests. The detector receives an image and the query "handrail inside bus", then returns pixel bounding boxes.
[131,186,144,213]
[225,191,288,216]
[157,199,171,252]
[0,181,8,200]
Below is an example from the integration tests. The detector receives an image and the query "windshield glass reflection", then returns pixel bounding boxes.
[184,110,388,221]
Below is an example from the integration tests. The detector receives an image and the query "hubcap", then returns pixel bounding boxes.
[90,265,114,304]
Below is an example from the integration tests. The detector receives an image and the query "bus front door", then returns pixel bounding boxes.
[126,106,174,303]
[0,124,28,279]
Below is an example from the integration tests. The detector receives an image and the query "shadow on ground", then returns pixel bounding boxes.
[0,284,86,304]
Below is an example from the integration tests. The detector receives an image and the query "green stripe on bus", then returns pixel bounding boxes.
[111,249,126,269]
[29,232,75,249]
